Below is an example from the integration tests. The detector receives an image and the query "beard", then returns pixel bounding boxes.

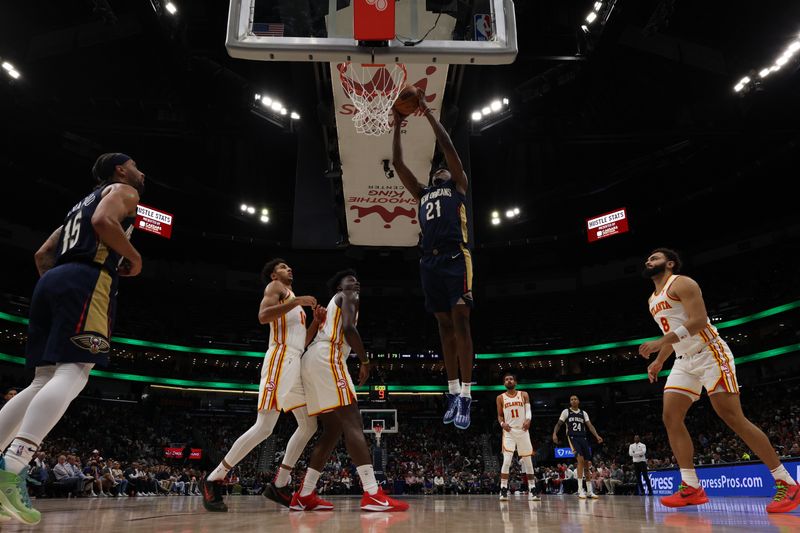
[642,263,666,279]
[504,383,515,390]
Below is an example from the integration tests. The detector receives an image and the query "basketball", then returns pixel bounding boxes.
[393,85,420,116]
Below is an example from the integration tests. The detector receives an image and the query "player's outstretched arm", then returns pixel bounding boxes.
[34,226,63,277]
[417,92,468,195]
[340,291,370,385]
[391,111,424,200]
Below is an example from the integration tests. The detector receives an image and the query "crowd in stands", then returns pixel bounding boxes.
[1,375,798,501]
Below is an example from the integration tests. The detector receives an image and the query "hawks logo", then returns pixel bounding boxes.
[337,379,347,389]
[266,381,276,392]
[365,0,388,12]
[70,334,110,354]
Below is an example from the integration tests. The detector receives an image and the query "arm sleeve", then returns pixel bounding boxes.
[559,409,569,422]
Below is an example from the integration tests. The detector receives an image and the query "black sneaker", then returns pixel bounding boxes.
[263,482,292,508]
[499,487,509,501]
[200,478,228,512]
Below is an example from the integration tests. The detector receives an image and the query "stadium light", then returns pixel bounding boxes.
[513,207,520,215]
[1,62,13,72]
[271,101,282,112]
[581,24,589,34]
[491,218,501,226]
[759,68,771,78]
[481,106,491,115]
[165,2,177,15]
[260,215,269,223]
[261,96,273,107]
[471,111,482,121]
[261,208,268,216]
[290,112,300,120]
[247,206,255,215]
[8,70,20,79]
[505,209,514,218]
[490,100,502,112]
[240,204,248,212]
[254,94,261,101]
[586,12,597,24]
[594,2,603,10]
[280,108,287,115]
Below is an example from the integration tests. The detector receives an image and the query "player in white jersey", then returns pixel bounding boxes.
[201,259,323,512]
[639,248,799,512]
[496,373,539,501]
[291,270,407,512]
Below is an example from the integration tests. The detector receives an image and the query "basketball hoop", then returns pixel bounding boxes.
[374,424,384,448]
[338,62,407,136]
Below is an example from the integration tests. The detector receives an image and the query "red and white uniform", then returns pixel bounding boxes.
[500,391,533,457]
[301,295,358,416]
[649,274,739,401]
[257,290,307,412]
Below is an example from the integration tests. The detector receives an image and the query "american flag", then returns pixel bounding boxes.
[252,23,285,37]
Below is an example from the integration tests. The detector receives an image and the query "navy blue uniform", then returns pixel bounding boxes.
[418,179,473,313]
[563,408,592,459]
[26,185,135,368]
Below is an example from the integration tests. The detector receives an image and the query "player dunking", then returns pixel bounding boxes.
[552,395,603,499]
[639,248,799,512]
[201,259,323,512]
[392,101,475,429]
[291,270,407,512]
[496,373,539,501]
[0,153,144,525]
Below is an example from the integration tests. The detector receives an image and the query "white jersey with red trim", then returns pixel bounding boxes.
[313,294,357,356]
[648,275,719,357]
[501,392,526,429]
[268,290,307,352]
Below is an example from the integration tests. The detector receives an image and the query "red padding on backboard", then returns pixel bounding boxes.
[354,0,396,41]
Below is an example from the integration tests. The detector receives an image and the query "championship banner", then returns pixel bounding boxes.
[586,208,628,243]
[330,7,454,247]
[648,460,800,497]
[136,204,173,239]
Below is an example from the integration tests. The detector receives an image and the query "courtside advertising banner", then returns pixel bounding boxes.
[136,204,173,239]
[163,447,202,460]
[554,447,576,459]
[648,460,800,497]
[586,208,629,243]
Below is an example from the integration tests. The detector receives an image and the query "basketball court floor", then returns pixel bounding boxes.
[2,495,797,532]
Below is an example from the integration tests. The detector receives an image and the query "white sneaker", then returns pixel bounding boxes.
[578,491,587,499]
[588,492,599,499]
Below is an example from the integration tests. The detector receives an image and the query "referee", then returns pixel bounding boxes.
[629,435,653,495]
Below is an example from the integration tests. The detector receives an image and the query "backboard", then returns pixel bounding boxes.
[361,408,399,434]
[226,0,517,64]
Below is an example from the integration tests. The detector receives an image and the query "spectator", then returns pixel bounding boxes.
[604,463,624,495]
[433,473,445,494]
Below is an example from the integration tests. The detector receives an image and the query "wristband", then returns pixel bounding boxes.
[360,359,370,365]
[673,325,691,341]
[525,404,532,421]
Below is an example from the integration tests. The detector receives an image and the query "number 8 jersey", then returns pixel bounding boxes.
[56,185,136,276]
[418,179,468,252]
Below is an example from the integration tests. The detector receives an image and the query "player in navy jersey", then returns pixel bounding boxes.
[392,102,474,429]
[552,395,603,499]
[0,153,144,525]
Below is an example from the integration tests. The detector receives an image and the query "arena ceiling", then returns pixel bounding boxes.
[1,0,799,277]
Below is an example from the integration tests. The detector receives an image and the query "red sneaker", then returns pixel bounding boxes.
[660,482,709,508]
[766,480,800,513]
[360,487,409,512]
[289,489,334,511]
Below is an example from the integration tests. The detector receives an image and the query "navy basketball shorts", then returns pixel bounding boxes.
[567,436,592,460]
[419,246,474,313]
[26,262,118,368]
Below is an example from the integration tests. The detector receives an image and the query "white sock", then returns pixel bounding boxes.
[460,383,471,398]
[357,464,378,495]
[4,438,38,474]
[500,479,508,489]
[448,379,461,395]
[771,464,797,486]
[207,463,230,482]
[0,366,56,451]
[274,465,291,488]
[578,477,585,492]
[300,468,321,497]
[680,468,700,488]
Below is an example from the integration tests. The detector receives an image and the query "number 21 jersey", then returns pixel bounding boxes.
[418,179,468,252]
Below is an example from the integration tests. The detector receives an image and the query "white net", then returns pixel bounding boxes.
[338,62,408,136]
